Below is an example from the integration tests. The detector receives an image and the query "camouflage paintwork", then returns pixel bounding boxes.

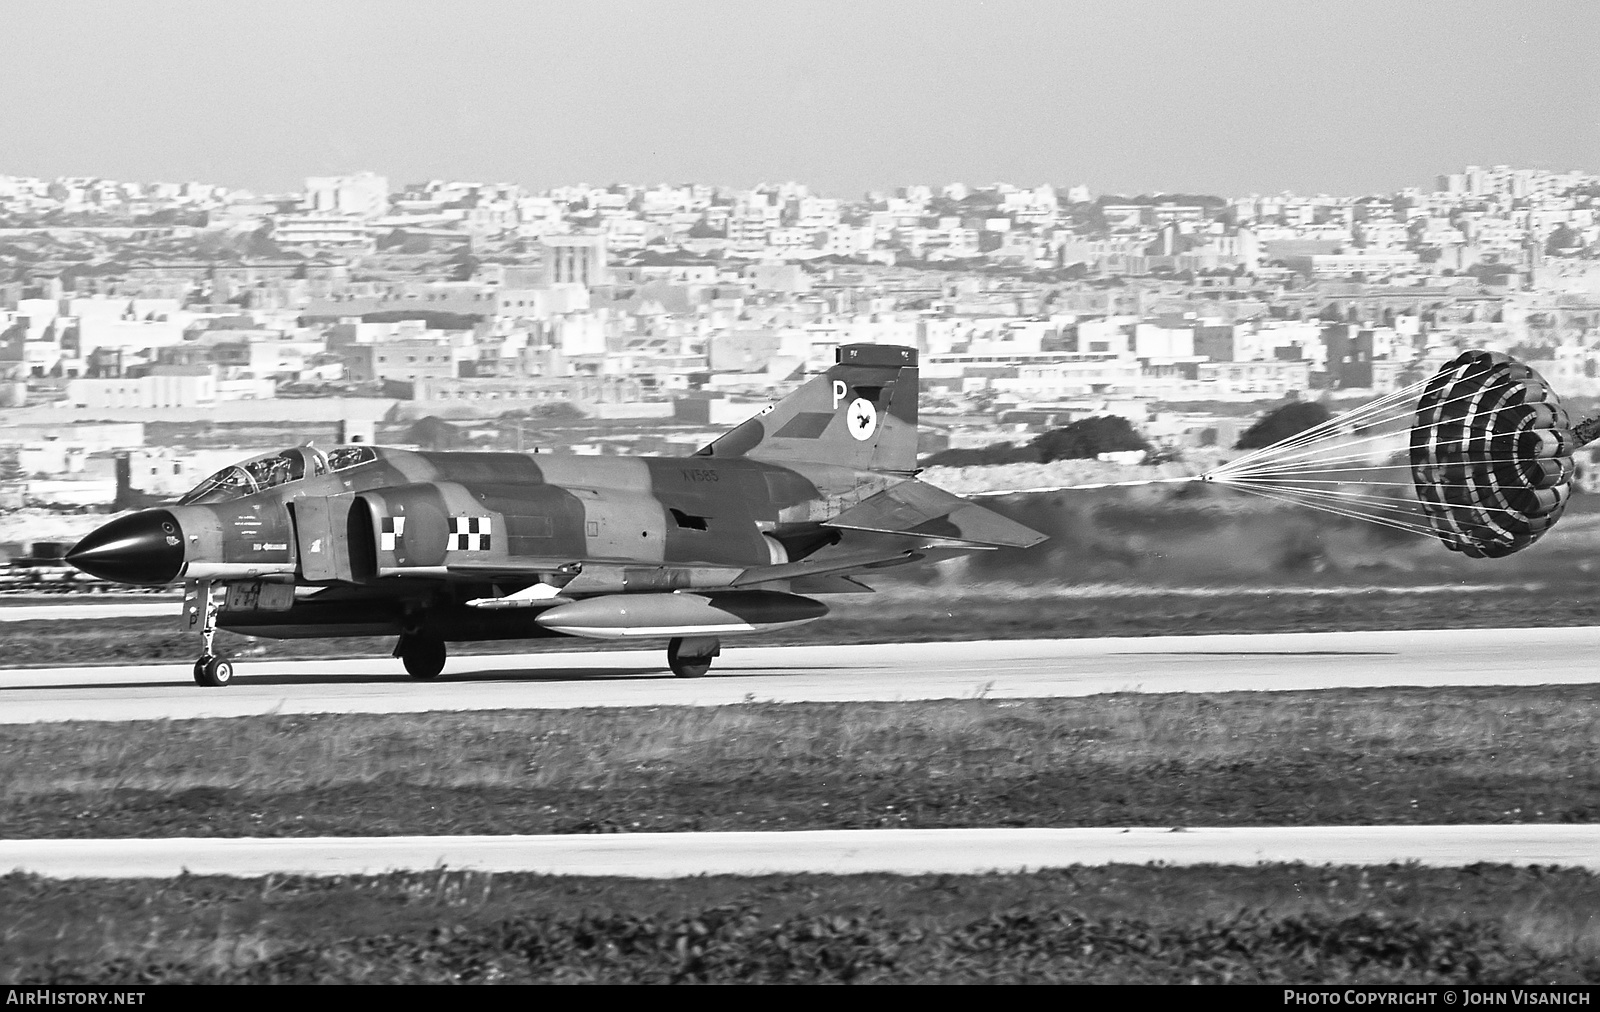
[75,346,1047,644]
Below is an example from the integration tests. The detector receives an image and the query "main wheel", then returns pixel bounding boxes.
[195,655,234,687]
[667,637,714,678]
[401,635,447,680]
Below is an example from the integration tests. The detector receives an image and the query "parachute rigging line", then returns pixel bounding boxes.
[1218,480,1446,540]
[1216,374,1439,474]
[1210,378,1545,481]
[1200,350,1598,558]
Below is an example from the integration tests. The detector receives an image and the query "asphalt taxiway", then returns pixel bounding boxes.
[0,600,177,622]
[4,825,1598,878]
[1,625,1597,724]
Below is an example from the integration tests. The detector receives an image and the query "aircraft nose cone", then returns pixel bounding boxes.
[66,510,185,585]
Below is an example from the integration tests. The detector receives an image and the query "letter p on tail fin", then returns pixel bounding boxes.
[696,344,920,474]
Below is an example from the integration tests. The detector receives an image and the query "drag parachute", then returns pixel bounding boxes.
[1197,351,1600,559]
[1409,350,1575,558]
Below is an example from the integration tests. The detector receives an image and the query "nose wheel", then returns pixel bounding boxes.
[194,655,234,687]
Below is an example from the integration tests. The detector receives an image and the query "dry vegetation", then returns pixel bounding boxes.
[4,686,1599,837]
[7,865,1600,983]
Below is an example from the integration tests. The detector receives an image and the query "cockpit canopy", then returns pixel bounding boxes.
[177,445,377,506]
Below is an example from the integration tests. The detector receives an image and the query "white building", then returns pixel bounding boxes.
[303,172,389,218]
[273,213,372,247]
[68,367,217,409]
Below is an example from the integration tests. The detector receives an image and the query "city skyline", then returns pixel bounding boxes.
[2,160,1591,205]
[6,0,1599,199]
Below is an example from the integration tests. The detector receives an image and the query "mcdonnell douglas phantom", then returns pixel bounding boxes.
[65,345,1047,686]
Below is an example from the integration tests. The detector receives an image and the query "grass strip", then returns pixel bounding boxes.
[5,687,1599,838]
[7,865,1599,983]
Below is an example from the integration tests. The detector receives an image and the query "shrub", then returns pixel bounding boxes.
[1235,402,1332,450]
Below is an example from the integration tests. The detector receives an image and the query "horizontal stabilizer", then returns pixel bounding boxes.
[824,481,1048,549]
[790,574,876,594]
[731,548,925,587]
[964,484,1084,497]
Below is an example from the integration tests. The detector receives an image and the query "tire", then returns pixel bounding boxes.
[667,637,714,678]
[196,655,233,687]
[401,636,447,680]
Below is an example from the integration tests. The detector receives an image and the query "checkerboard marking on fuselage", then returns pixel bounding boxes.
[379,516,406,550]
[450,516,491,551]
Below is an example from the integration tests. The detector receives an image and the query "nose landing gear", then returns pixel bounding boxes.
[187,581,233,687]
[194,654,234,687]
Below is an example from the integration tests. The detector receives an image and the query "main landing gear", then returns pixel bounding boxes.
[397,633,447,680]
[668,636,720,678]
[189,582,233,687]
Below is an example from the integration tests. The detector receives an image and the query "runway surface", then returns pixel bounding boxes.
[0,600,176,622]
[2,625,1598,724]
[5,825,1598,878]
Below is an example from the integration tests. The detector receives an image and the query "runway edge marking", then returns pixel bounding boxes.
[3,825,1598,878]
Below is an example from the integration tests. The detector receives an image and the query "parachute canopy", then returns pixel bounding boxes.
[1194,350,1597,559]
[1409,350,1575,558]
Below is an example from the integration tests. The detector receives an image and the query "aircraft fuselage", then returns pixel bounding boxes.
[63,344,1046,685]
[67,445,896,640]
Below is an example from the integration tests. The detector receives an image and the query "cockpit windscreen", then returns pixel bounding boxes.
[176,446,340,505]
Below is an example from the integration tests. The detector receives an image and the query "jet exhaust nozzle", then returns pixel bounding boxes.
[65,509,186,586]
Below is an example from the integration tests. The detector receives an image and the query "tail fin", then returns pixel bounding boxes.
[696,344,919,473]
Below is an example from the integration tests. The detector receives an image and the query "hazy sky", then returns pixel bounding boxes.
[5,0,1599,198]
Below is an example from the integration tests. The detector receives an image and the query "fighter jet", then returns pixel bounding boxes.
[66,345,1047,686]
